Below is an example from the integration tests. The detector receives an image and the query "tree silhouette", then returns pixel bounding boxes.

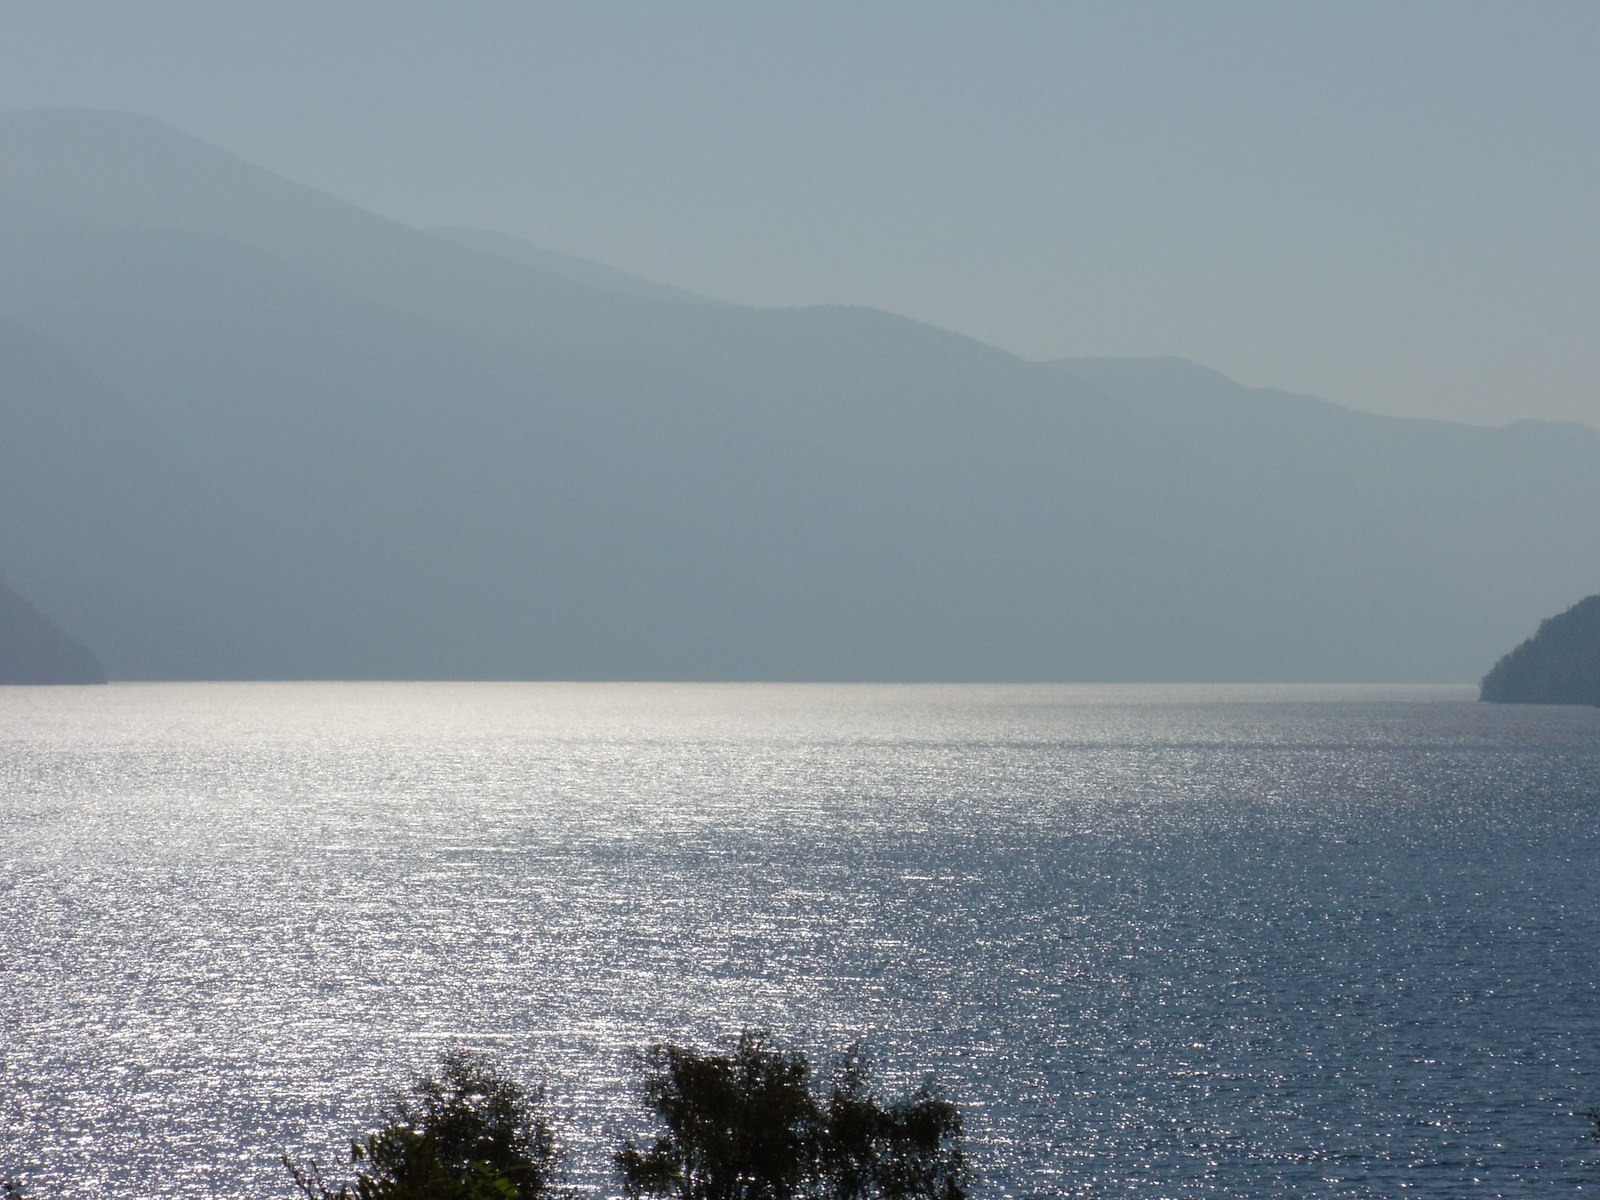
[616,1032,966,1200]
[285,1049,560,1200]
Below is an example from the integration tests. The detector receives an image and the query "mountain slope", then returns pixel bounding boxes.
[0,317,399,678]
[1046,356,1600,676]
[0,572,104,684]
[425,225,724,307]
[1480,595,1600,705]
[2,109,1597,682]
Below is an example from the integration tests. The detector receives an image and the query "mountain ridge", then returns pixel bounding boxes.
[2,109,1597,682]
[425,225,726,308]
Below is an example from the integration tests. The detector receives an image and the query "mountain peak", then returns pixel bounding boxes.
[0,106,369,239]
[0,107,246,171]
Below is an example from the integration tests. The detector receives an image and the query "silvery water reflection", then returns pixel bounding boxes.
[2,683,1598,1198]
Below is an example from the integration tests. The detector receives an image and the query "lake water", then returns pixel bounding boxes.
[2,682,1598,1198]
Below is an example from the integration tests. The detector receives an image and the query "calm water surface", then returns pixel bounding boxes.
[2,682,1598,1198]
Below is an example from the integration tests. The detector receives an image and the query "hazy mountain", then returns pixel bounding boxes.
[425,225,724,307]
[1047,356,1600,677]
[2,108,1597,682]
[0,571,103,684]
[0,316,396,678]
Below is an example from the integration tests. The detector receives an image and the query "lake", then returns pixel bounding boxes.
[2,682,1598,1197]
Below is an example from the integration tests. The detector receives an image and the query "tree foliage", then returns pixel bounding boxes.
[283,1037,962,1200]
[1480,593,1600,705]
[616,1031,966,1200]
[284,1049,560,1200]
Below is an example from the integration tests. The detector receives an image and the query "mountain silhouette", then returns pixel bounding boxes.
[1480,595,1600,705]
[0,570,104,684]
[2,109,1597,682]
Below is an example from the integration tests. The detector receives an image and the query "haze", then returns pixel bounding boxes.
[4,1,1598,430]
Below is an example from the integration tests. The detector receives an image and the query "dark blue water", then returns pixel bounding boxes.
[2,682,1597,1197]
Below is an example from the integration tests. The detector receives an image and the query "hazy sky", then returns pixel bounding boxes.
[4,2,1597,428]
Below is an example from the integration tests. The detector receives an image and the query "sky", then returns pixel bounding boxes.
[3,1,1598,429]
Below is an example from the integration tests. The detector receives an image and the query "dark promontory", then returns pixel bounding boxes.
[0,574,106,684]
[1480,595,1600,706]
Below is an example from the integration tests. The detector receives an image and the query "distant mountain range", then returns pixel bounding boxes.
[3,108,1598,682]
